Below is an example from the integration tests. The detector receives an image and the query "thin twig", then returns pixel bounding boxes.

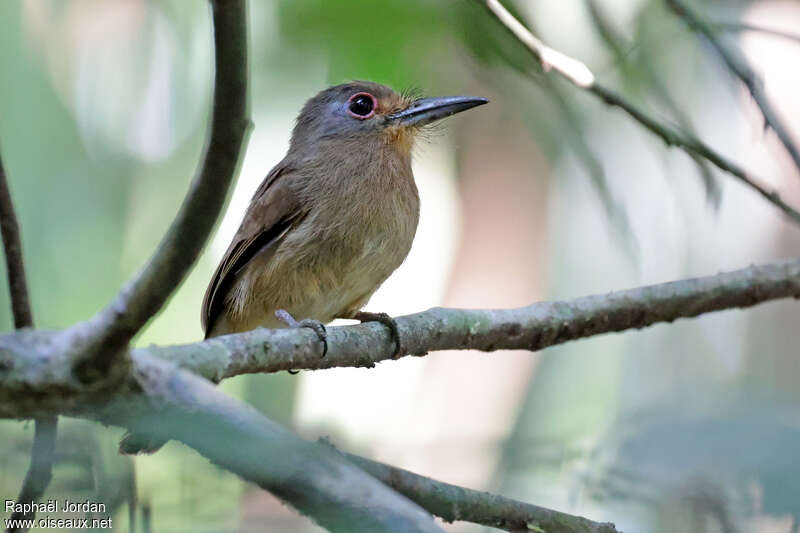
[476,0,800,226]
[666,0,800,178]
[0,149,33,330]
[0,148,58,533]
[484,0,595,87]
[341,449,619,533]
[75,0,251,377]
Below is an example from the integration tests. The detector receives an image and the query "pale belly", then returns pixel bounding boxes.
[224,208,418,333]
[305,235,407,321]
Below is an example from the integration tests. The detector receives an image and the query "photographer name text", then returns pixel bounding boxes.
[5,499,106,515]
[4,500,112,529]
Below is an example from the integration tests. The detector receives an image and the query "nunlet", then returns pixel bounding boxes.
[203,81,488,352]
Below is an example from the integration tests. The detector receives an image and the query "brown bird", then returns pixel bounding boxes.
[119,81,487,454]
[202,81,487,351]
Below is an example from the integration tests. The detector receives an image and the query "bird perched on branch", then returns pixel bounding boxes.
[202,81,488,352]
[120,81,486,455]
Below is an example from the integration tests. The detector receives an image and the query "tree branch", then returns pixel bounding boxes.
[76,0,251,375]
[340,450,619,533]
[0,147,58,533]
[475,0,800,226]
[102,355,446,533]
[138,257,800,379]
[2,258,798,415]
[666,0,800,178]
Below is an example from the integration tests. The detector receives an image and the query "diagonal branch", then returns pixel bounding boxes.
[341,449,619,533]
[475,0,800,226]
[484,0,595,87]
[666,0,800,178]
[76,0,251,376]
[148,257,800,379]
[100,355,445,533]
[0,147,58,533]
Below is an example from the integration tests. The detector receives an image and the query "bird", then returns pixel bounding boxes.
[119,81,486,455]
[202,80,488,350]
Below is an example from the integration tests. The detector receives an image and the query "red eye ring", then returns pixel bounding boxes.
[346,92,377,119]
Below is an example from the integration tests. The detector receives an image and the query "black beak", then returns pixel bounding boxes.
[386,96,489,127]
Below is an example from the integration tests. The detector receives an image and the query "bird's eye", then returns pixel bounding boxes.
[347,92,376,119]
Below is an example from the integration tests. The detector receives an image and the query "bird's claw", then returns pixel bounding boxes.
[353,311,404,359]
[298,318,328,357]
[275,309,328,359]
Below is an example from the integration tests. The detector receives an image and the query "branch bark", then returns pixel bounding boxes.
[137,257,800,380]
[476,0,800,226]
[75,0,251,376]
[0,147,58,533]
[342,450,619,533]
[666,0,800,178]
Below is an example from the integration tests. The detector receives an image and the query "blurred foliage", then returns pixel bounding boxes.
[275,0,448,86]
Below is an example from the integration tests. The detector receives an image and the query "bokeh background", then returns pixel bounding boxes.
[2,0,800,531]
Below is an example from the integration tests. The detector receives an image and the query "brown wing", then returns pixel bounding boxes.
[201,162,304,336]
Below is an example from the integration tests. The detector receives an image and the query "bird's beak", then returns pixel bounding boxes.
[385,96,489,127]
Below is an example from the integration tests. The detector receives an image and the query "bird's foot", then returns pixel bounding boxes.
[275,309,328,358]
[353,311,404,359]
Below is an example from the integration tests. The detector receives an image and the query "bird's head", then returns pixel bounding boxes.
[290,81,488,156]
